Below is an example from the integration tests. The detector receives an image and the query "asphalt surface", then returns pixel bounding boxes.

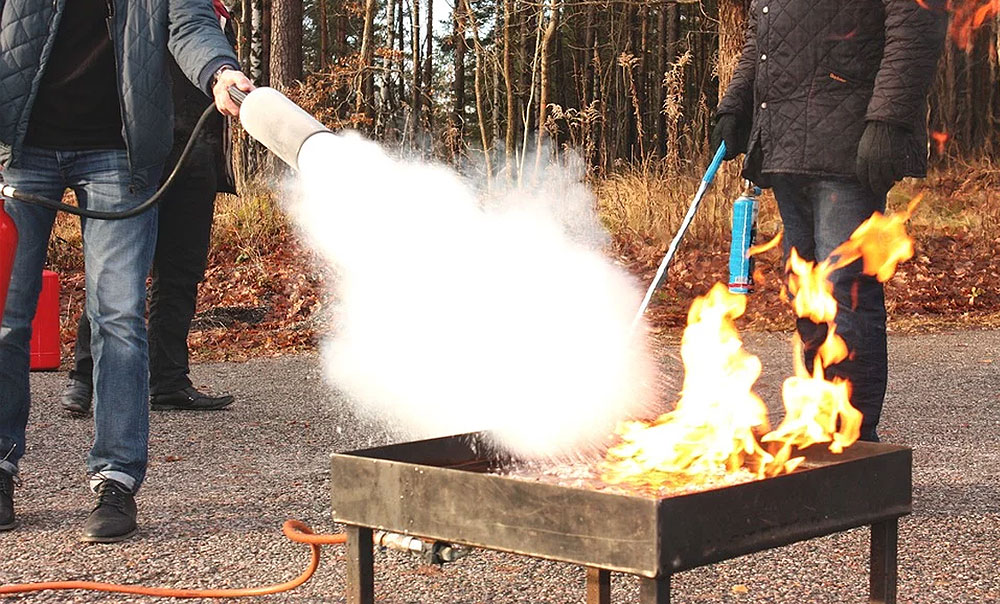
[0,329,997,603]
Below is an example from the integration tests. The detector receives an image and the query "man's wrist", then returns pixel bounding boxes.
[212,65,236,87]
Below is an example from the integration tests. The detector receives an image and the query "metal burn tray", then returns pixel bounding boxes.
[331,432,911,603]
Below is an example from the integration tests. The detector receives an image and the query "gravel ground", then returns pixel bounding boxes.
[1,329,998,603]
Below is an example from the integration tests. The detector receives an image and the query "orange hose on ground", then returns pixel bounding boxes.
[0,520,346,598]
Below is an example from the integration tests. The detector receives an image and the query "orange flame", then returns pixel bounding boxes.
[748,232,782,257]
[942,0,1000,50]
[601,284,773,488]
[827,196,920,282]
[601,200,920,491]
[931,131,949,155]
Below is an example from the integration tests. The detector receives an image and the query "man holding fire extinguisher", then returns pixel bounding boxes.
[0,0,253,543]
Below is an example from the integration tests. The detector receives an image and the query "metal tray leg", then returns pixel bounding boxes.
[869,518,899,604]
[639,575,671,604]
[346,525,375,604]
[585,568,611,604]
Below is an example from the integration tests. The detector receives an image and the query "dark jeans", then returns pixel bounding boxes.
[71,144,217,396]
[770,174,887,442]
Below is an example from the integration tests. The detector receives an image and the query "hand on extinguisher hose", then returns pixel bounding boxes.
[211,67,255,117]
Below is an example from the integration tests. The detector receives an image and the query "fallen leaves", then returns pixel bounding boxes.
[47,198,1000,366]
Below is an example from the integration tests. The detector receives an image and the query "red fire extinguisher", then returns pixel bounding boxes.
[0,199,17,327]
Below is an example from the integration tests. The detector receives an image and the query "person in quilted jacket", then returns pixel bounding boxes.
[711,0,947,442]
[0,0,253,543]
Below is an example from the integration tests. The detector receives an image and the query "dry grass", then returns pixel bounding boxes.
[594,159,783,255]
[210,184,288,261]
[48,193,84,272]
[893,158,1000,235]
[44,185,290,275]
[41,159,992,276]
[596,157,1000,258]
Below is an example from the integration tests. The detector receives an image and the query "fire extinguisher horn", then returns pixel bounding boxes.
[234,87,331,172]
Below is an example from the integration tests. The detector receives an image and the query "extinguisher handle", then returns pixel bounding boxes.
[228,86,247,106]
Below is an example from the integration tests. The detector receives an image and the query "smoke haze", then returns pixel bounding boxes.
[291,132,657,459]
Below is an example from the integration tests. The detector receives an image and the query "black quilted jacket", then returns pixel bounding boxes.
[717,0,946,186]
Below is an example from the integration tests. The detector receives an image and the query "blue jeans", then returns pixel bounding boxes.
[0,147,159,491]
[770,174,887,442]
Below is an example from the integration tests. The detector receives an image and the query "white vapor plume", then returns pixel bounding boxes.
[291,132,657,459]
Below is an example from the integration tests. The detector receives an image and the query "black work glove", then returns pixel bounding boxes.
[710,113,751,160]
[856,121,908,196]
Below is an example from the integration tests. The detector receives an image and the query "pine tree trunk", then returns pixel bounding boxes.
[465,6,494,180]
[397,0,406,104]
[332,0,345,56]
[410,0,422,144]
[262,0,272,85]
[583,3,595,106]
[319,0,329,70]
[453,0,467,135]
[503,0,516,172]
[655,1,667,156]
[637,4,649,157]
[424,0,434,132]
[383,0,398,113]
[537,0,559,164]
[270,0,303,90]
[357,0,377,117]
[492,0,502,146]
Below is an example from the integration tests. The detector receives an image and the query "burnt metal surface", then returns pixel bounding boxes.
[330,432,911,578]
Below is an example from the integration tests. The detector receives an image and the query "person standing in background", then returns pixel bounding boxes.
[61,0,238,415]
[710,0,946,442]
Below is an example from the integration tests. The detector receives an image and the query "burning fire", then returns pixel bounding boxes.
[601,199,920,492]
[931,131,949,155]
[600,284,771,489]
[945,0,1000,50]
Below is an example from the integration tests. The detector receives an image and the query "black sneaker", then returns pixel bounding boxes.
[150,386,234,411]
[81,479,137,543]
[60,379,93,416]
[0,471,17,531]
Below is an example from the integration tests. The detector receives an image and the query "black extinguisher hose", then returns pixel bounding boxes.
[0,101,221,221]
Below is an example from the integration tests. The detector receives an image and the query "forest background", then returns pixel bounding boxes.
[48,0,1000,361]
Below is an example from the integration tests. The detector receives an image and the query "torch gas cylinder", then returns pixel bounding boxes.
[727,185,761,294]
[0,199,17,326]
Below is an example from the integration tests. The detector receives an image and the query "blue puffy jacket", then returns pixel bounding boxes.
[0,0,238,181]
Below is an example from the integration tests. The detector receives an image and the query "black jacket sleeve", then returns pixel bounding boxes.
[717,0,759,120]
[865,0,947,128]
